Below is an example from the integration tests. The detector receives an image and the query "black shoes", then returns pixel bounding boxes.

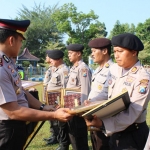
[56,144,69,150]
[43,136,53,142]
[46,136,58,145]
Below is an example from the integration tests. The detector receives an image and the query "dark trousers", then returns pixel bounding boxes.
[68,116,89,150]
[109,121,149,150]
[57,121,70,146]
[0,120,27,150]
[91,131,110,150]
[50,120,59,137]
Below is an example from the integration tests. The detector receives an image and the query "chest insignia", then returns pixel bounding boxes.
[105,63,109,68]
[131,67,138,73]
[98,85,102,90]
[122,88,127,93]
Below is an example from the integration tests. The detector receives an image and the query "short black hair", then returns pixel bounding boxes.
[0,28,18,43]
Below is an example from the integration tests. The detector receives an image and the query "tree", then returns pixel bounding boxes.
[109,20,136,38]
[52,3,107,63]
[136,19,150,63]
[17,3,63,62]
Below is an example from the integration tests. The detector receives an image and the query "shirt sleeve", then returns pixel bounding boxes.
[79,66,92,103]
[0,68,17,105]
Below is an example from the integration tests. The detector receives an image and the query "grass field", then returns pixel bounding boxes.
[26,84,150,150]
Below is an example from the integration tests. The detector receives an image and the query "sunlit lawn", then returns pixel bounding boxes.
[26,83,150,150]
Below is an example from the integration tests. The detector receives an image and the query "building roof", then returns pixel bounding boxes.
[18,48,40,61]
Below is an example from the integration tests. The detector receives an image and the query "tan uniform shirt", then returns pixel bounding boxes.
[43,66,53,86]
[102,61,150,136]
[66,60,92,104]
[88,59,114,101]
[47,64,69,90]
[0,52,28,120]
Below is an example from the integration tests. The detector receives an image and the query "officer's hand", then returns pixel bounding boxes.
[53,108,73,122]
[84,115,102,128]
[84,100,91,105]
[43,105,56,111]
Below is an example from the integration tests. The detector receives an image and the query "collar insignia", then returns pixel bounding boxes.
[3,55,10,63]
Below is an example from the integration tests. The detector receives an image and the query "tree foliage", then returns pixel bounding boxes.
[136,19,150,63]
[52,3,107,63]
[109,20,136,39]
[17,3,63,62]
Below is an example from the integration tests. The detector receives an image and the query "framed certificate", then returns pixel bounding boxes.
[46,89,62,106]
[62,88,81,108]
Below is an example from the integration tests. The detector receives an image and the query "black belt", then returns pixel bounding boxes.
[122,121,146,133]
[0,120,26,125]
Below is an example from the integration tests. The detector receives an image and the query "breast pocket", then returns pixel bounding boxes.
[50,74,59,84]
[94,76,107,92]
[68,73,77,86]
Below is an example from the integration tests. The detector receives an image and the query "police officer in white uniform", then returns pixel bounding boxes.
[57,44,92,150]
[45,50,69,145]
[0,18,72,150]
[85,33,150,150]
[85,38,113,150]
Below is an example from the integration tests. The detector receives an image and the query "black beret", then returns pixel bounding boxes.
[0,18,30,40]
[66,44,84,51]
[88,38,111,48]
[47,50,64,60]
[111,33,144,51]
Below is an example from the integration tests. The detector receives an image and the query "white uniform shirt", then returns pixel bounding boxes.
[66,60,92,103]
[88,59,114,101]
[47,64,69,90]
[102,61,150,136]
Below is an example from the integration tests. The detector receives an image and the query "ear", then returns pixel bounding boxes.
[132,50,137,56]
[102,48,108,55]
[77,51,81,57]
[8,36,14,46]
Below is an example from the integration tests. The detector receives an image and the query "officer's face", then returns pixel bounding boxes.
[114,46,138,69]
[45,55,51,63]
[50,59,60,67]
[68,51,81,63]
[91,48,104,64]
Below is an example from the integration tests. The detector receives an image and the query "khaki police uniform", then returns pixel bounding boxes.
[102,62,150,149]
[88,59,113,101]
[88,59,113,150]
[46,63,69,145]
[47,64,69,90]
[43,66,53,85]
[66,60,91,103]
[0,52,28,149]
[66,60,92,150]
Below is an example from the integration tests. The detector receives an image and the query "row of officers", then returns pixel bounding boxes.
[0,18,150,150]
[43,34,150,150]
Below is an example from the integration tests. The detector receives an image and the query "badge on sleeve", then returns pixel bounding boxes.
[0,58,3,66]
[81,69,87,77]
[139,79,149,94]
[63,71,68,78]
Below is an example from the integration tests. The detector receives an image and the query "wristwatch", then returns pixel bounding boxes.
[40,104,45,110]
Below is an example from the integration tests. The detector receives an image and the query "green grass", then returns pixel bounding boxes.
[26,84,150,150]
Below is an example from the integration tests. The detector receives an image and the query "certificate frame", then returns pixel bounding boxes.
[62,88,81,108]
[46,89,63,106]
